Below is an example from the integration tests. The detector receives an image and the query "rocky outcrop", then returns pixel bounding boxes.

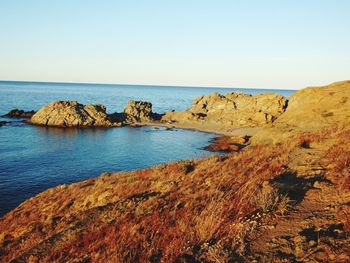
[124,100,154,122]
[27,100,161,127]
[3,109,36,118]
[17,81,350,135]
[162,92,287,128]
[29,101,121,127]
[252,80,350,144]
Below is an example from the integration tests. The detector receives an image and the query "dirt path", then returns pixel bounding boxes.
[248,140,350,262]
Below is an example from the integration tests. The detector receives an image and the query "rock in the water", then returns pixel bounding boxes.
[27,100,162,127]
[124,100,154,122]
[29,101,121,127]
[162,92,287,127]
[0,121,10,127]
[3,109,36,118]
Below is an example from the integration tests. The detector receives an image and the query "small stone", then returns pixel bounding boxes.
[309,240,317,247]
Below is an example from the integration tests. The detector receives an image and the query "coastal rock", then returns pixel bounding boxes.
[251,80,350,144]
[3,109,36,118]
[189,92,235,115]
[27,100,163,128]
[162,92,287,128]
[124,100,152,122]
[124,100,160,122]
[29,101,121,127]
[0,121,10,127]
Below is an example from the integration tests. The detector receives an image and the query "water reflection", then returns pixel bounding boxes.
[35,125,110,139]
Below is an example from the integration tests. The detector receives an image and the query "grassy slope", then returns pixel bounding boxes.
[0,126,349,262]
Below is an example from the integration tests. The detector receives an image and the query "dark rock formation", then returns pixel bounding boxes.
[3,109,36,118]
[0,121,11,127]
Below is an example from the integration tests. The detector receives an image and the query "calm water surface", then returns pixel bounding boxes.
[0,81,295,216]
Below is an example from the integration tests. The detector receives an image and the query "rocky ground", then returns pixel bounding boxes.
[0,81,349,262]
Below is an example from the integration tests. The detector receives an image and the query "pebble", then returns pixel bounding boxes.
[309,240,317,247]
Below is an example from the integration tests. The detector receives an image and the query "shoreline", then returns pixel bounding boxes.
[21,116,261,138]
[135,120,262,137]
[22,118,258,137]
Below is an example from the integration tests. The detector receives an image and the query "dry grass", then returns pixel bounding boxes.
[0,126,349,262]
[253,185,291,214]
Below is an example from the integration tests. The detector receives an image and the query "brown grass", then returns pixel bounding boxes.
[0,126,349,262]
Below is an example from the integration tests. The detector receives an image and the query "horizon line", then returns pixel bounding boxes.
[0,79,297,91]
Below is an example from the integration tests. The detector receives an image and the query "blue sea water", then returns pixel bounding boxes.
[0,81,295,216]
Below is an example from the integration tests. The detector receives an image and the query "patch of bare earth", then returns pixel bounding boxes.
[248,133,350,262]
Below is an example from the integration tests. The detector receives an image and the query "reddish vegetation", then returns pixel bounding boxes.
[204,135,249,152]
[0,127,349,262]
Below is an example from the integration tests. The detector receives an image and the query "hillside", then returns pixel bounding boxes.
[0,126,349,262]
[1,81,350,262]
[252,80,350,144]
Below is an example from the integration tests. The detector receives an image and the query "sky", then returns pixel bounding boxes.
[0,0,349,89]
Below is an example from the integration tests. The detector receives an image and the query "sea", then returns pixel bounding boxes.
[0,81,295,216]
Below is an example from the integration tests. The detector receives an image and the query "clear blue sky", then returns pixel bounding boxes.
[0,0,349,89]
